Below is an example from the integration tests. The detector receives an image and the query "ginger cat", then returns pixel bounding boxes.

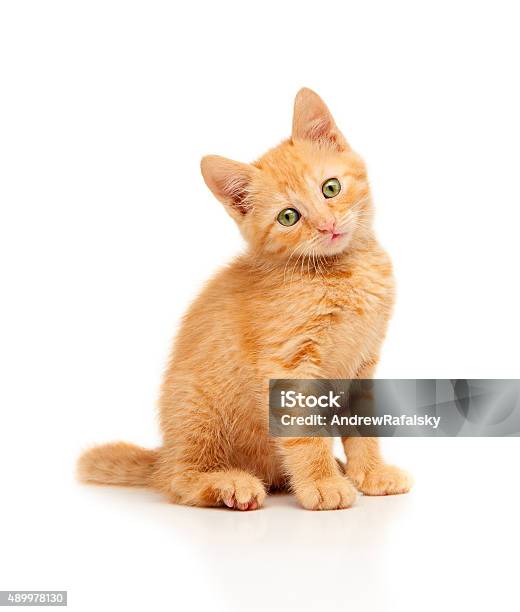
[78,88,412,510]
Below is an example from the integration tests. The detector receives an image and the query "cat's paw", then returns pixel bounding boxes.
[212,473,266,511]
[295,476,357,511]
[351,464,413,496]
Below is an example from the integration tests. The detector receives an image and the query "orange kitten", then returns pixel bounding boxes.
[78,89,412,510]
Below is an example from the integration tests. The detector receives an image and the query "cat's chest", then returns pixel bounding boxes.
[320,275,392,371]
[265,267,394,376]
[306,255,389,308]
[313,274,391,334]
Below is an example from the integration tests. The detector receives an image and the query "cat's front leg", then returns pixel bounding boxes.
[341,436,413,496]
[341,359,413,496]
[277,437,357,510]
[266,361,356,510]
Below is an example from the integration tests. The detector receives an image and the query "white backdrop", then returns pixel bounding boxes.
[1,1,519,611]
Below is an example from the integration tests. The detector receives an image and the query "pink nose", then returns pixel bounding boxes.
[317,220,336,234]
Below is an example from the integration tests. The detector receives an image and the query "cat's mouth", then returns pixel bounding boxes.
[319,231,351,255]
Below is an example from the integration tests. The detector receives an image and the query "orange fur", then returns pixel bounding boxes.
[77,88,412,510]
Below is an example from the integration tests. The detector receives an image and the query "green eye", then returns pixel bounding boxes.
[322,178,341,198]
[277,208,301,227]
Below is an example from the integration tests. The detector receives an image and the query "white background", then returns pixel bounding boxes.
[1,1,519,611]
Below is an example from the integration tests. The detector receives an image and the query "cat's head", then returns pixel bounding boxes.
[201,88,372,261]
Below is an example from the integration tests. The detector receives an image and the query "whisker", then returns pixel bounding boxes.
[283,243,303,285]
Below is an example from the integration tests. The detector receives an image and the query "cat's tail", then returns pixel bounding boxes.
[77,442,159,487]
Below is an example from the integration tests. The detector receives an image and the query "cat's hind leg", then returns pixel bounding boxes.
[170,467,266,510]
[153,455,266,510]
[156,385,267,509]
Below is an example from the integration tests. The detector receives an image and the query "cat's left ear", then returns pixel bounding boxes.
[200,155,258,222]
[292,88,350,151]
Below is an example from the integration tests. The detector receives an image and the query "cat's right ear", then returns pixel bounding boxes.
[200,155,257,222]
